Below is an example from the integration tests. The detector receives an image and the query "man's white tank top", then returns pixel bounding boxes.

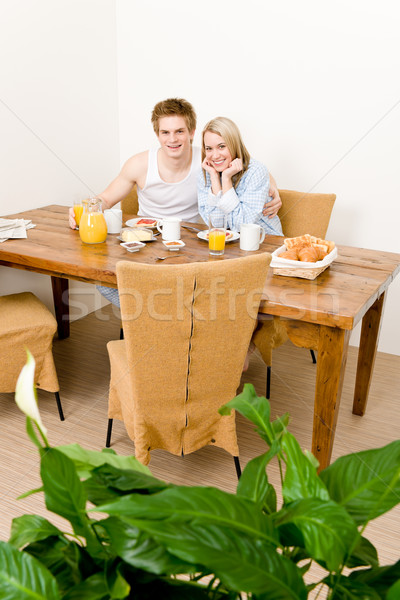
[137,146,201,222]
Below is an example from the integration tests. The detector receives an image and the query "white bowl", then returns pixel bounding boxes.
[120,241,146,253]
[162,240,185,251]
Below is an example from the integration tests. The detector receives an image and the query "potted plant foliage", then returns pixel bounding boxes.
[0,351,399,599]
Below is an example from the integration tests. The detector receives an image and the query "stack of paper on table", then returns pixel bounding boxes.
[0,218,36,243]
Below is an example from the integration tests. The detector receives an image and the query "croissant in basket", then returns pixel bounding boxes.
[279,233,335,263]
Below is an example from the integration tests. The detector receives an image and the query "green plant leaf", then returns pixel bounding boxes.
[236,450,277,512]
[387,580,400,600]
[323,575,381,599]
[348,560,400,595]
[345,535,379,569]
[95,486,279,546]
[219,383,278,446]
[320,440,400,525]
[40,448,87,530]
[9,515,63,549]
[84,464,171,506]
[40,448,103,558]
[282,432,329,502]
[100,517,196,575]
[275,498,359,572]
[0,540,61,599]
[131,521,307,598]
[57,444,151,479]
[62,573,110,600]
[24,536,89,595]
[17,485,44,500]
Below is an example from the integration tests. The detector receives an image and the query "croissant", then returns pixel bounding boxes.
[298,246,319,262]
[314,246,328,261]
[279,249,299,260]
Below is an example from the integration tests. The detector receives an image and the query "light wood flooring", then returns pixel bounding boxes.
[1,304,399,577]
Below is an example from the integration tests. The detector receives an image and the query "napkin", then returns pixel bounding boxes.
[0,218,36,243]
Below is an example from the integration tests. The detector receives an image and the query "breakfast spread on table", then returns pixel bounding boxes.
[279,234,335,263]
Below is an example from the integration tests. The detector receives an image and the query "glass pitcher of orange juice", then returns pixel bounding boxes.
[79,198,108,244]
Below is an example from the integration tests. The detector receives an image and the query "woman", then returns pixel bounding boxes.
[198,117,282,236]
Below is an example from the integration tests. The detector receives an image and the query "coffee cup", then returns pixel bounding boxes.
[239,223,266,251]
[103,208,123,234]
[157,217,181,241]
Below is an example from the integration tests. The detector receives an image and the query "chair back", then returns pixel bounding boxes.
[277,189,336,238]
[121,185,139,215]
[114,254,271,464]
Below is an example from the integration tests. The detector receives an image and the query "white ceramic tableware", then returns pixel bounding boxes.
[239,223,265,251]
[157,217,181,241]
[104,208,123,234]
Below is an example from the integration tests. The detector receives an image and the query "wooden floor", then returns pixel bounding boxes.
[1,304,399,579]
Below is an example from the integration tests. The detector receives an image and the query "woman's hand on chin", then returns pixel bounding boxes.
[222,158,243,179]
[202,158,218,177]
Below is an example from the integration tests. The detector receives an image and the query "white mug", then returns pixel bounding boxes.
[157,217,181,241]
[103,208,123,234]
[240,223,266,251]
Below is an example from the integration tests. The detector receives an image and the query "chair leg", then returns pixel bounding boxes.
[233,456,242,480]
[106,419,113,447]
[266,366,271,400]
[120,327,124,340]
[54,392,65,421]
[310,349,317,364]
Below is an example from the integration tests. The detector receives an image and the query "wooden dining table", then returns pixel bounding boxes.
[1,205,399,470]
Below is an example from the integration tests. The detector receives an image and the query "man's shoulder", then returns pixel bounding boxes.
[124,150,149,168]
[121,150,150,181]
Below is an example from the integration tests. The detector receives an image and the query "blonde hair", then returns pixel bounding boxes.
[151,98,197,135]
[201,117,250,188]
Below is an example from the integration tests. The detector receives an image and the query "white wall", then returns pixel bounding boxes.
[1,1,398,354]
[116,0,400,355]
[0,0,119,318]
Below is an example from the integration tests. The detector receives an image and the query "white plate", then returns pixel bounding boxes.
[125,217,159,229]
[197,230,240,243]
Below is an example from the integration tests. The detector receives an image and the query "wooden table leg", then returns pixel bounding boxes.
[51,276,70,339]
[352,292,386,416]
[313,326,350,471]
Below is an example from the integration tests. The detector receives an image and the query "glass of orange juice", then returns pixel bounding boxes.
[208,214,227,256]
[73,199,84,229]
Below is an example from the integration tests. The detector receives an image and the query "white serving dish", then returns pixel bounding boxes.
[162,240,185,251]
[120,241,146,253]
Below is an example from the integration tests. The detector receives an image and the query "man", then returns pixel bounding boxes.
[69,98,281,229]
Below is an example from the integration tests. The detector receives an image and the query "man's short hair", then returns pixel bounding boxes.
[151,98,197,135]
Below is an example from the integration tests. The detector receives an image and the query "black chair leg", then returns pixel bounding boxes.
[233,456,242,480]
[310,349,317,364]
[106,419,113,447]
[120,327,124,340]
[54,391,65,421]
[266,366,271,400]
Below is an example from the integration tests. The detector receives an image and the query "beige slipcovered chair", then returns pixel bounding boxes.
[253,189,336,398]
[0,292,64,420]
[106,254,271,474]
